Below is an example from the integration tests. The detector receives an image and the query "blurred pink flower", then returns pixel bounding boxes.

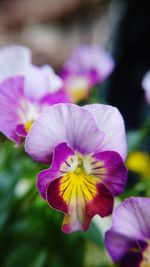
[60,45,115,103]
[0,46,70,144]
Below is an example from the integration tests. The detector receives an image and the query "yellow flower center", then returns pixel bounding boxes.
[18,98,41,132]
[24,120,33,133]
[74,166,82,175]
[57,153,107,231]
[59,153,106,205]
[66,76,89,103]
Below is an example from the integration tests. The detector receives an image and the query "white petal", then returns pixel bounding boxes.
[42,65,63,93]
[0,45,31,81]
[25,65,63,100]
[84,104,127,160]
[25,104,105,163]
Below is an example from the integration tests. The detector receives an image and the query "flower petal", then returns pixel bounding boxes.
[42,65,63,93]
[47,176,113,233]
[142,71,150,104]
[37,143,75,199]
[93,151,128,196]
[105,230,147,266]
[0,76,24,143]
[25,104,105,163]
[111,197,150,241]
[40,89,70,105]
[25,65,63,101]
[105,230,136,262]
[62,45,114,83]
[0,45,31,82]
[16,124,27,137]
[86,183,114,218]
[84,104,127,161]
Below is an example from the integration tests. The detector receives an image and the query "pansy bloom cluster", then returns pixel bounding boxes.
[0,44,129,236]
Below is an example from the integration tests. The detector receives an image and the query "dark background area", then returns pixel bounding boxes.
[109,0,150,130]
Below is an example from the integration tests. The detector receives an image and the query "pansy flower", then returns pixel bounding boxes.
[0,45,67,100]
[0,46,70,144]
[25,103,127,233]
[60,45,115,103]
[105,197,150,267]
[142,71,150,104]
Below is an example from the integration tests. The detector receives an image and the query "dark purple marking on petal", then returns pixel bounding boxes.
[93,151,128,196]
[105,229,147,266]
[37,142,74,199]
[47,177,68,213]
[119,241,147,267]
[16,124,27,137]
[86,183,114,218]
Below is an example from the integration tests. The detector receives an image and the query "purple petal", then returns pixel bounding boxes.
[105,198,150,265]
[105,229,147,267]
[84,104,127,161]
[25,65,63,101]
[93,151,128,196]
[40,89,70,105]
[0,76,24,143]
[37,143,74,199]
[105,230,137,262]
[62,45,115,83]
[25,104,105,163]
[142,71,150,104]
[0,45,31,82]
[111,197,150,241]
[16,124,27,137]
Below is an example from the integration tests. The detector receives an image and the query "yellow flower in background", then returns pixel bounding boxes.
[126,151,150,178]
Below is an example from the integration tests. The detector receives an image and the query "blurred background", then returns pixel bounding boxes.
[0,0,150,266]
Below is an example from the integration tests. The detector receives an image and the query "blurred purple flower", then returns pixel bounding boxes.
[105,197,150,267]
[25,103,127,233]
[60,45,115,103]
[0,45,66,100]
[142,71,150,104]
[0,46,70,144]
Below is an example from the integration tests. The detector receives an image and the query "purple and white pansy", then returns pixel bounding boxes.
[0,46,70,144]
[105,197,150,267]
[25,103,127,233]
[60,45,115,103]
